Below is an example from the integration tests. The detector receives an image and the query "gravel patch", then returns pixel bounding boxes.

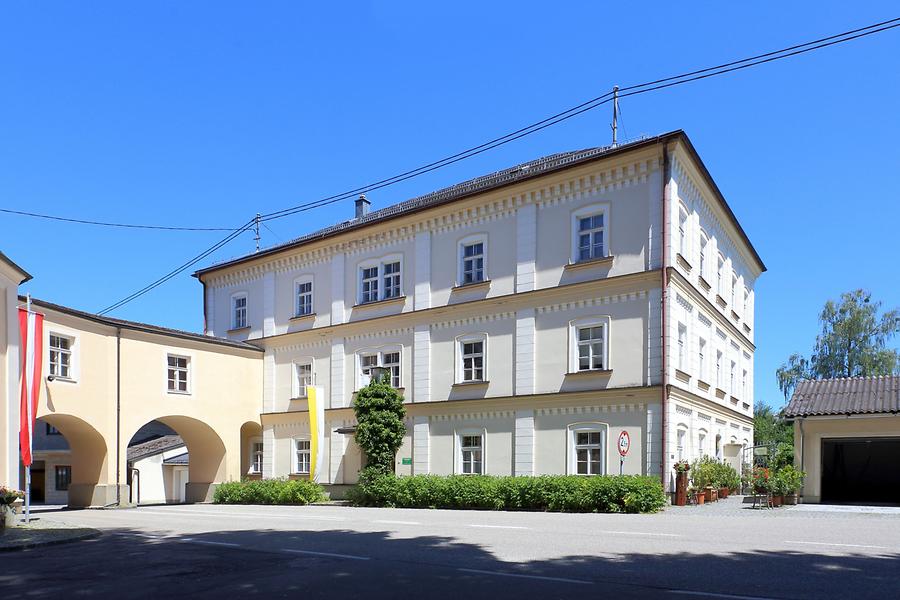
[0,517,100,551]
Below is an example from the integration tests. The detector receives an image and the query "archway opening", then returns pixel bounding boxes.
[126,416,226,504]
[31,415,110,508]
[240,421,263,480]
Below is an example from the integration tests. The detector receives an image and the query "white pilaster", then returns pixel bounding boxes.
[263,348,276,413]
[515,203,536,293]
[262,425,275,478]
[413,325,431,403]
[414,230,432,310]
[413,416,430,474]
[646,402,662,481]
[330,253,345,326]
[262,271,275,338]
[329,422,346,484]
[514,309,535,395]
[330,337,345,408]
[514,410,535,476]
[204,286,216,336]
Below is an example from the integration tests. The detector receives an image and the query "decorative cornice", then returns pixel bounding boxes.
[536,403,643,416]
[346,326,414,342]
[536,290,647,314]
[431,311,515,330]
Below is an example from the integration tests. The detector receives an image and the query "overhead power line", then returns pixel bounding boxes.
[98,16,900,314]
[0,207,236,231]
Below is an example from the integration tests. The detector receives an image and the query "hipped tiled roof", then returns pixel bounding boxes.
[784,376,900,417]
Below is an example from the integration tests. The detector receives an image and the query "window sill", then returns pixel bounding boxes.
[452,279,491,292]
[564,255,615,271]
[675,369,691,384]
[743,324,752,334]
[167,390,192,396]
[290,312,316,322]
[353,296,407,310]
[697,379,711,392]
[715,295,727,309]
[730,310,740,321]
[227,326,251,334]
[452,380,489,388]
[565,369,613,378]
[698,276,711,291]
[676,253,693,271]
[288,473,311,480]
[730,396,740,404]
[715,388,727,400]
[48,376,77,384]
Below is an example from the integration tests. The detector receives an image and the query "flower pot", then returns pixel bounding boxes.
[695,493,705,505]
[772,495,783,507]
[784,493,798,505]
[705,487,718,503]
[719,487,729,499]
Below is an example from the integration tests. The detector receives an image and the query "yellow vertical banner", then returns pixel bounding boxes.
[307,385,326,483]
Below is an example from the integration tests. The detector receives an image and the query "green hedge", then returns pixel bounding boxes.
[347,470,666,513]
[213,478,327,505]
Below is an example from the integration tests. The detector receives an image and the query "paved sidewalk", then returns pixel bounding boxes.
[0,516,100,551]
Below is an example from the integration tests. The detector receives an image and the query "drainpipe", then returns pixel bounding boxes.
[116,327,121,506]
[797,417,805,498]
[660,143,670,489]
[200,279,209,335]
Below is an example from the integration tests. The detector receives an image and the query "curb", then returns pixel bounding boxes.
[0,528,102,552]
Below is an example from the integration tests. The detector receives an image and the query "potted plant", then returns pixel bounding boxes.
[689,485,705,505]
[751,467,771,495]
[770,470,787,507]
[778,465,805,505]
[673,460,690,506]
[0,485,24,531]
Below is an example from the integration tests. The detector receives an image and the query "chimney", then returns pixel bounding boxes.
[355,194,371,219]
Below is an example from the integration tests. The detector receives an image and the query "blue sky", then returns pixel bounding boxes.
[2,2,899,408]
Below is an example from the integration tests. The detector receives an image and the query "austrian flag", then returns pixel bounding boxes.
[18,306,44,467]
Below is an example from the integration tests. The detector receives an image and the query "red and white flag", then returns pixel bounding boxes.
[18,306,44,468]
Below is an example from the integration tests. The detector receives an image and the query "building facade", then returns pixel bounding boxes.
[1,252,31,490]
[196,130,765,490]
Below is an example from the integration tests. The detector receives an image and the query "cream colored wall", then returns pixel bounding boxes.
[796,416,900,503]
[274,258,333,333]
[428,415,514,476]
[0,269,19,488]
[430,317,515,402]
[343,331,414,396]
[35,307,263,506]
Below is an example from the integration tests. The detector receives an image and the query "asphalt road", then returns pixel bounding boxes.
[3,499,899,599]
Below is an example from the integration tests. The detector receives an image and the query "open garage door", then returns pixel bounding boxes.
[821,438,900,505]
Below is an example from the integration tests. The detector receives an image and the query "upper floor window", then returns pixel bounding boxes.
[676,427,687,461]
[698,430,708,456]
[678,205,689,258]
[294,362,313,397]
[677,323,687,371]
[569,423,607,476]
[357,349,402,389]
[459,433,483,475]
[731,273,738,308]
[570,204,609,264]
[167,354,190,394]
[295,280,313,317]
[716,351,723,389]
[458,335,486,383]
[698,337,707,381]
[461,241,486,284]
[743,289,750,317]
[717,254,726,297]
[570,316,610,372]
[232,294,248,329]
[742,368,749,400]
[699,231,709,279]
[49,333,73,379]
[730,360,737,395]
[294,439,311,474]
[358,256,404,304]
[249,440,263,474]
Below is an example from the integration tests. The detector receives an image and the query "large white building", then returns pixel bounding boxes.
[195,130,765,491]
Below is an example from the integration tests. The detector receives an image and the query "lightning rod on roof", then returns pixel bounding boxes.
[253,213,261,252]
[611,85,619,148]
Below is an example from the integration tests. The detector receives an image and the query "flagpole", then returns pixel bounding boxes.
[24,294,31,524]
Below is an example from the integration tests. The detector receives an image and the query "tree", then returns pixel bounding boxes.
[776,289,900,401]
[352,373,406,474]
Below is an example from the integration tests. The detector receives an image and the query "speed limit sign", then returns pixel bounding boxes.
[617,431,631,457]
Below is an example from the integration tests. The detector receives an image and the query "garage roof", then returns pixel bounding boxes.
[784,376,900,417]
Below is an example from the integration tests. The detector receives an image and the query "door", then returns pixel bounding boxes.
[821,438,900,504]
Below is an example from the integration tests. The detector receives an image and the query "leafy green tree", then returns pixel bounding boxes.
[753,401,793,448]
[776,289,900,400]
[352,373,406,474]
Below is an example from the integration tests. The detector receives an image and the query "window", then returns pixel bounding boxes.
[249,441,263,474]
[232,294,248,329]
[715,434,722,460]
[360,266,379,303]
[383,261,401,299]
[677,323,687,371]
[676,428,687,461]
[698,431,707,456]
[294,439,311,474]
[742,369,749,400]
[167,355,189,393]
[577,325,606,371]
[570,425,607,476]
[716,351,723,389]
[296,280,313,316]
[731,273,738,308]
[461,340,485,382]
[55,465,71,491]
[699,232,708,279]
[460,434,483,475]
[295,363,312,397]
[49,334,72,379]
[717,254,726,297]
[743,289,750,317]
[461,241,485,284]
[698,338,707,381]
[46,423,61,435]
[678,206,688,257]
[577,213,605,261]
[730,360,737,395]
[358,349,402,389]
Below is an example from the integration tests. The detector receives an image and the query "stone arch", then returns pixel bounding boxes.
[37,414,112,508]
[125,416,227,503]
[240,421,263,479]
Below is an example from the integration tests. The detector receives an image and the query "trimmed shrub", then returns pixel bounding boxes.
[353,378,406,473]
[213,478,327,505]
[347,469,666,514]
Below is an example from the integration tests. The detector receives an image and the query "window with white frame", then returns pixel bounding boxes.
[698,430,707,456]
[459,433,483,475]
[715,434,722,460]
[167,355,189,393]
[249,440,263,474]
[573,321,608,372]
[716,351,723,389]
[295,280,313,316]
[730,360,737,395]
[742,368,748,400]
[294,439,311,474]
[357,349,402,389]
[743,288,750,317]
[731,273,738,308]
[460,240,486,284]
[358,257,404,304]
[677,323,687,371]
[49,333,73,379]
[678,205,689,258]
[294,363,312,397]
[569,424,607,476]
[360,266,379,303]
[699,231,709,279]
[570,205,609,264]
[383,261,401,299]
[676,427,687,461]
[717,254,726,297]
[458,336,486,383]
[232,294,248,329]
[698,337,707,382]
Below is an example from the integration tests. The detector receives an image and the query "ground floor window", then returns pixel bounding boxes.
[250,441,264,474]
[55,465,72,491]
[295,439,311,474]
[459,433,483,475]
[569,424,607,476]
